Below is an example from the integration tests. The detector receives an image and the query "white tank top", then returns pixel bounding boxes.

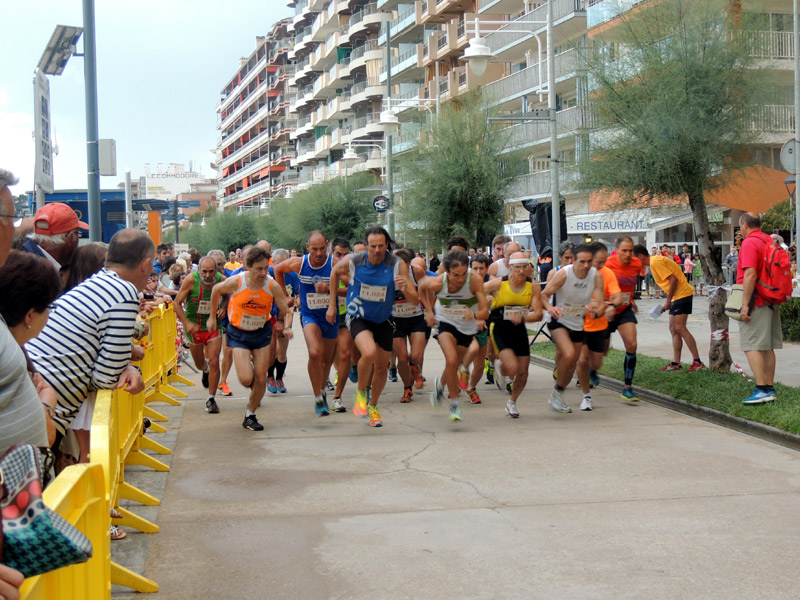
[554,264,596,331]
[495,260,511,278]
[435,270,479,335]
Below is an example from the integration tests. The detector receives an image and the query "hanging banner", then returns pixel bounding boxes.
[34,70,54,193]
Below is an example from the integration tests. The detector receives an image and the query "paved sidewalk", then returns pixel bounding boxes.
[618,294,800,386]
[114,318,800,599]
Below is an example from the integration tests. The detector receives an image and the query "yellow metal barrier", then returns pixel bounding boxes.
[20,464,111,600]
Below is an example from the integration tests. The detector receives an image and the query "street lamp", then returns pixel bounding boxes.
[786,175,796,243]
[378,109,400,134]
[460,8,561,266]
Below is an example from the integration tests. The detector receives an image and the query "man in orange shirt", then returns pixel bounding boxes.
[577,242,621,411]
[634,245,705,372]
[604,236,642,401]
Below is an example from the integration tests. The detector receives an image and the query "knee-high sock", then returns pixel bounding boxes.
[275,359,287,380]
[624,352,637,386]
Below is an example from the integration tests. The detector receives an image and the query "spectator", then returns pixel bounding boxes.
[27,228,151,448]
[692,254,704,296]
[428,250,440,273]
[682,253,694,284]
[0,252,61,446]
[64,242,107,293]
[738,213,782,405]
[153,243,170,274]
[21,202,89,278]
[0,168,51,455]
[724,247,738,286]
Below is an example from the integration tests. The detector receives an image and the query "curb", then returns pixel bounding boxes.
[529,354,800,453]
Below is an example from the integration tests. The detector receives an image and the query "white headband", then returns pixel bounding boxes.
[509,258,529,265]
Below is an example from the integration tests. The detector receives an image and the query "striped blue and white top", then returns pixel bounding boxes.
[28,269,140,435]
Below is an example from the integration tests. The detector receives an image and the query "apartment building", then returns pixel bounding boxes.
[215,19,297,211]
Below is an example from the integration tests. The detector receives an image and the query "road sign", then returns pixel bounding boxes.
[780,139,799,173]
[373,195,390,213]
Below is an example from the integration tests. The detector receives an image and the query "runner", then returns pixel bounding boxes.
[267,249,298,394]
[173,256,225,414]
[329,238,352,412]
[208,247,290,431]
[541,244,604,413]
[483,252,543,418]
[633,245,706,372]
[420,249,489,422]
[410,254,432,389]
[459,253,492,404]
[546,242,576,381]
[326,227,417,427]
[275,231,338,416]
[487,241,521,279]
[576,242,621,411]
[603,236,643,401]
[208,248,235,398]
[391,248,428,404]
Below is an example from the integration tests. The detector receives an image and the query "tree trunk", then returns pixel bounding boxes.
[688,189,732,372]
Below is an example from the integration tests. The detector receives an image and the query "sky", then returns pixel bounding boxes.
[1,0,294,196]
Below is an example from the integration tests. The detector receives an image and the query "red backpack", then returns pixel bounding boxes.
[752,231,792,305]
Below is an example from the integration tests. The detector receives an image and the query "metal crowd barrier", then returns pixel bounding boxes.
[21,301,193,598]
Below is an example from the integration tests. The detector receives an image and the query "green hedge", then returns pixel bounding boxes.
[780,298,800,342]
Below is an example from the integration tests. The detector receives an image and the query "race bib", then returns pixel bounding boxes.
[561,303,585,317]
[360,283,387,302]
[197,300,212,314]
[394,301,420,317]
[442,304,468,319]
[503,306,527,321]
[337,296,347,308]
[619,292,631,305]
[306,293,329,310]
[240,313,267,331]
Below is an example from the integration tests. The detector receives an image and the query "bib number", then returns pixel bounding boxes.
[442,304,468,319]
[394,301,419,317]
[240,313,267,331]
[360,283,387,302]
[561,303,585,317]
[197,300,212,315]
[306,293,329,310]
[337,296,347,308]
[503,306,527,321]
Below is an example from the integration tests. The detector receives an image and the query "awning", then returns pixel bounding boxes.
[706,165,789,214]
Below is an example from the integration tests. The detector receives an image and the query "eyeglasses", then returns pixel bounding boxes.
[0,212,25,227]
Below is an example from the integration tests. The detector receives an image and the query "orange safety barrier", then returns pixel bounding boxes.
[20,464,111,599]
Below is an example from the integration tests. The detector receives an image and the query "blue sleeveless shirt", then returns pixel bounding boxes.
[346,251,399,323]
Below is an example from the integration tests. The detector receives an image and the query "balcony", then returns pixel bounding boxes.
[748,104,795,138]
[483,48,579,107]
[486,0,586,62]
[349,2,392,39]
[327,60,352,89]
[349,76,385,105]
[738,30,795,62]
[349,38,383,72]
[380,45,422,83]
[350,112,384,139]
[501,105,595,152]
[327,94,353,120]
[389,4,418,40]
[505,168,582,201]
[587,0,642,30]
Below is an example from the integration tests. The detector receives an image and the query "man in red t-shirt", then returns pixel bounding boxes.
[738,212,782,405]
[603,236,642,402]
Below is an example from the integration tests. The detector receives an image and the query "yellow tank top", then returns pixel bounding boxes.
[490,276,532,321]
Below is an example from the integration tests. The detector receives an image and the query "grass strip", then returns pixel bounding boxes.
[530,342,800,435]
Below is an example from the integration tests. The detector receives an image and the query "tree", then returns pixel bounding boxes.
[398,90,526,249]
[581,0,763,371]
[760,197,793,235]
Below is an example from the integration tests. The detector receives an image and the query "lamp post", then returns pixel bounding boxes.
[794,0,799,246]
[786,175,796,243]
[460,6,561,266]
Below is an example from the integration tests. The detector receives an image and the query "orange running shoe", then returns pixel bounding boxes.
[414,375,424,389]
[401,387,414,403]
[467,388,481,404]
[368,405,382,427]
[218,382,233,397]
[458,366,469,390]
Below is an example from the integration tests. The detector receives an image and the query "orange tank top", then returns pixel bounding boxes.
[227,273,275,331]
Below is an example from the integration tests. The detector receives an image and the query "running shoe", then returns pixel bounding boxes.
[589,370,600,388]
[552,366,558,381]
[325,379,335,391]
[548,388,572,413]
[401,387,414,403]
[458,366,469,390]
[205,398,220,414]
[506,382,513,395]
[276,379,287,393]
[431,376,444,408]
[368,404,382,427]
[315,396,330,417]
[388,366,398,382]
[201,370,209,388]
[742,388,776,405]
[332,398,346,413]
[485,358,495,385]
[688,361,706,373]
[353,389,368,418]
[218,382,233,397]
[580,394,592,411]
[266,377,278,394]
[494,359,506,392]
[242,414,264,431]
[414,375,424,389]
[620,387,639,402]
[467,388,481,404]
[505,398,519,418]
[449,401,462,422]
[348,365,359,383]
[661,362,682,371]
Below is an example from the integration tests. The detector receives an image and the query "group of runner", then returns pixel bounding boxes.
[173,228,685,430]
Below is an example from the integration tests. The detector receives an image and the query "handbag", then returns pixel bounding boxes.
[0,444,93,578]
[724,284,756,322]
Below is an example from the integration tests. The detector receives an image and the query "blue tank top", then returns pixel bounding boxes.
[346,251,399,323]
[298,254,333,317]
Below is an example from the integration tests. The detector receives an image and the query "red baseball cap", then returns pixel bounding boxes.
[33,203,90,236]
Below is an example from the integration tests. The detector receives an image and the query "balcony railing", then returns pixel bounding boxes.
[737,30,794,60]
[507,169,581,198]
[438,31,448,50]
[350,77,382,96]
[350,2,378,26]
[457,18,465,39]
[487,0,585,54]
[502,106,595,149]
[351,38,380,61]
[438,75,449,96]
[391,46,417,68]
[352,112,380,131]
[748,104,794,132]
[457,66,467,88]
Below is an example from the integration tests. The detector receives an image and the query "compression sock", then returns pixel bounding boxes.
[275,359,287,380]
[624,353,637,386]
[267,359,276,379]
